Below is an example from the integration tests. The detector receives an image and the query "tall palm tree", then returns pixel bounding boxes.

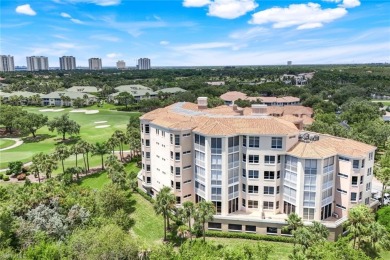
[40,153,58,179]
[345,204,374,249]
[92,142,109,170]
[53,144,70,174]
[78,140,93,172]
[309,221,329,241]
[107,136,119,155]
[182,201,195,241]
[127,129,141,158]
[283,213,303,251]
[113,130,127,160]
[154,186,176,241]
[376,152,390,205]
[70,142,83,168]
[177,225,189,245]
[195,201,216,242]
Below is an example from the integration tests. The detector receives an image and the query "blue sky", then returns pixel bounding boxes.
[1,0,389,67]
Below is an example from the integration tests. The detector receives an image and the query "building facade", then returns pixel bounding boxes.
[59,56,76,70]
[137,58,151,70]
[88,58,102,70]
[0,55,15,72]
[116,60,126,69]
[139,98,378,240]
[26,56,49,71]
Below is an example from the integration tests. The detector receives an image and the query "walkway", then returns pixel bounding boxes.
[0,138,23,151]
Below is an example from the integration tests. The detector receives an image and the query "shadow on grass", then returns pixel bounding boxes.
[54,136,81,146]
[22,134,56,143]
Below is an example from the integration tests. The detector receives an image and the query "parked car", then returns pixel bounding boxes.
[373,192,390,206]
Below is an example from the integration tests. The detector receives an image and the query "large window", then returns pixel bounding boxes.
[351,176,358,186]
[321,203,332,220]
[243,135,247,147]
[195,134,205,146]
[271,137,282,149]
[248,155,259,164]
[248,185,259,194]
[264,171,275,180]
[265,155,275,164]
[175,135,180,145]
[248,200,258,208]
[248,136,260,148]
[264,186,275,195]
[303,208,315,220]
[305,159,317,175]
[211,138,222,154]
[228,198,239,213]
[248,170,259,179]
[144,124,149,134]
[263,201,274,210]
[353,160,359,169]
[351,192,357,201]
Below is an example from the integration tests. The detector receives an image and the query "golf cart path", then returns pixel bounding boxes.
[0,138,24,151]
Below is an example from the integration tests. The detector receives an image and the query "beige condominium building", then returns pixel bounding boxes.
[139,97,378,240]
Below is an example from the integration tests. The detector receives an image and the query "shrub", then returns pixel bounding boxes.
[3,176,10,181]
[205,231,294,243]
[17,174,26,181]
[5,170,12,176]
[0,174,3,180]
[136,188,155,203]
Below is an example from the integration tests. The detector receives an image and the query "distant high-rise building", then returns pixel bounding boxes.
[287,61,292,66]
[137,58,151,70]
[117,60,126,69]
[59,56,76,70]
[26,56,49,71]
[0,55,15,72]
[88,58,102,70]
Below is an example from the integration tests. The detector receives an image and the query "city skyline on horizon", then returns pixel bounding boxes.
[1,0,389,67]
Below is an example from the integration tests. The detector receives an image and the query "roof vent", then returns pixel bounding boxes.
[251,104,267,116]
[197,97,208,110]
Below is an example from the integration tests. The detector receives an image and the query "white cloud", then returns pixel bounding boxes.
[250,3,347,29]
[60,12,71,18]
[183,0,258,19]
[15,4,37,16]
[67,0,121,6]
[183,0,211,7]
[70,18,84,24]
[160,41,170,45]
[340,0,360,8]
[90,34,120,42]
[229,26,269,40]
[106,53,121,58]
[208,0,258,19]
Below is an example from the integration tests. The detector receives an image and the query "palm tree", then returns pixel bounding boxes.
[107,136,119,155]
[62,166,83,183]
[77,140,93,171]
[283,213,303,251]
[83,94,89,106]
[127,129,141,158]
[309,221,329,241]
[376,152,390,205]
[195,201,216,242]
[70,142,83,168]
[53,144,70,174]
[113,130,127,160]
[154,186,176,241]
[294,227,312,254]
[368,221,389,251]
[182,201,195,241]
[345,204,374,249]
[177,225,189,245]
[40,153,58,179]
[29,161,41,183]
[92,142,109,170]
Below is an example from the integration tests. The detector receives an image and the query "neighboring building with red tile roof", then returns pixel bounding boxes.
[220,91,300,106]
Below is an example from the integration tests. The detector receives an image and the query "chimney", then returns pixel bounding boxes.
[197,97,208,110]
[251,104,268,116]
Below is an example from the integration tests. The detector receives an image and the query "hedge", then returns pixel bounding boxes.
[0,173,3,180]
[205,230,294,243]
[3,176,10,181]
[136,188,155,204]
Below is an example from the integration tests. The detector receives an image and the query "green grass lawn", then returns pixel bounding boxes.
[0,139,16,149]
[0,107,140,169]
[371,100,390,106]
[79,171,110,190]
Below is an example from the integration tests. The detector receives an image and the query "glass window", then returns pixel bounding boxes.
[353,160,359,169]
[248,170,259,179]
[175,152,180,161]
[271,137,282,149]
[208,222,222,229]
[195,134,205,146]
[243,136,247,147]
[176,196,181,204]
[248,136,260,148]
[145,124,149,133]
[249,155,259,163]
[242,169,246,177]
[351,192,357,201]
[264,186,275,195]
[248,200,258,208]
[246,225,256,232]
[242,199,246,207]
[175,167,181,176]
[211,138,222,154]
[243,153,246,162]
[176,182,181,190]
[351,176,358,185]
[305,159,317,175]
[264,171,275,180]
[266,227,277,234]
[242,184,246,192]
[145,139,150,147]
[228,136,239,147]
[248,185,259,194]
[228,224,242,231]
[263,201,274,210]
[175,135,180,145]
[265,155,275,164]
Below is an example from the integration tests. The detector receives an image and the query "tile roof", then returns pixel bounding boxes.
[67,86,100,93]
[220,91,247,102]
[219,91,300,104]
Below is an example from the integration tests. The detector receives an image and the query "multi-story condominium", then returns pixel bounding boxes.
[88,58,102,70]
[139,97,378,240]
[117,60,126,69]
[220,91,300,106]
[137,58,150,70]
[0,55,15,72]
[59,56,76,70]
[26,56,49,71]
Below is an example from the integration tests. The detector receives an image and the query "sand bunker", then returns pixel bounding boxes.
[95,125,110,128]
[94,121,108,124]
[70,109,99,114]
[39,108,65,112]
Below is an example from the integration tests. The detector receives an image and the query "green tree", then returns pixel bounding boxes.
[154,186,176,241]
[15,112,48,138]
[345,205,374,249]
[7,161,23,176]
[0,105,26,134]
[376,151,390,205]
[113,130,127,161]
[92,142,109,170]
[116,92,134,109]
[53,144,70,174]
[182,201,195,241]
[47,113,80,140]
[194,201,216,242]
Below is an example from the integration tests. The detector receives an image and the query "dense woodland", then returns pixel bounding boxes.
[1,65,390,259]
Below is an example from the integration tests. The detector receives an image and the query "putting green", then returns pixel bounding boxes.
[0,139,16,149]
[0,107,140,169]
